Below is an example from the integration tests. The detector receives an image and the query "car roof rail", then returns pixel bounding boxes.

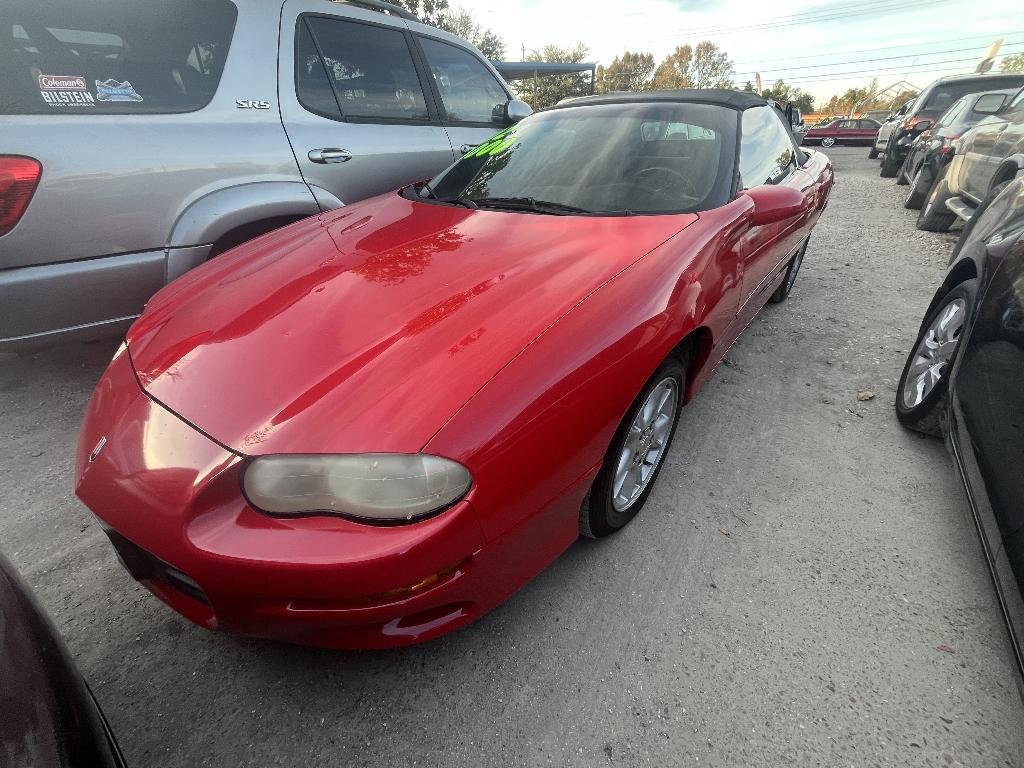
[330,0,418,22]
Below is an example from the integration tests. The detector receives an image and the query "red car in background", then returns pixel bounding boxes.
[75,90,833,649]
[803,117,881,147]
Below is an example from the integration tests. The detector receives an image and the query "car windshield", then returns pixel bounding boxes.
[424,102,738,215]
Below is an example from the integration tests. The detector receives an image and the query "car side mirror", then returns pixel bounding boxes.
[745,185,806,226]
[504,99,533,123]
[913,119,932,132]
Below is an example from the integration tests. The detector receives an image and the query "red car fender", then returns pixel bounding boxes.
[423,198,753,545]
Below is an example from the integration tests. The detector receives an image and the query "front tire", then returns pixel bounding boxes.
[868,146,880,159]
[904,164,932,210]
[581,358,685,538]
[895,280,976,436]
[821,137,836,148]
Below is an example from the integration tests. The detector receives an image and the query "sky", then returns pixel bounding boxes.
[460,0,1021,109]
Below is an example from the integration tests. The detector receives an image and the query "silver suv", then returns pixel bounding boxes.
[0,0,529,350]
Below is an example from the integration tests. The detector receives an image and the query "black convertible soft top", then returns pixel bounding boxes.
[551,88,769,112]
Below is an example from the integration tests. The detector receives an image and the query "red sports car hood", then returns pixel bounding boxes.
[127,193,695,455]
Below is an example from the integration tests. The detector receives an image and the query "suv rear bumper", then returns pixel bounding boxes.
[0,250,167,351]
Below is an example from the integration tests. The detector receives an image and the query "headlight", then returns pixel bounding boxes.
[242,454,472,523]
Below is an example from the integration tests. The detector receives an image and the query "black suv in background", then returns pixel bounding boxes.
[918,85,1024,232]
[901,89,1017,210]
[879,73,1024,178]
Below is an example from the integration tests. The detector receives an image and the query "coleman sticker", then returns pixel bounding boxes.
[39,74,87,90]
[95,79,144,103]
[38,74,95,107]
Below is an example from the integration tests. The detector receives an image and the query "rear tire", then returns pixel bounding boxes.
[904,164,932,210]
[916,165,956,232]
[769,239,807,303]
[880,145,901,178]
[895,280,976,437]
[581,358,685,539]
[895,155,913,185]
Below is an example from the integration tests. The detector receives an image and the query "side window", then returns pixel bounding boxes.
[296,17,428,122]
[1007,88,1024,112]
[418,37,508,124]
[739,106,796,189]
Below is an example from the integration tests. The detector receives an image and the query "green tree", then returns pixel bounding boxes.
[653,44,693,89]
[652,41,733,90]
[512,43,592,109]
[390,0,449,25]
[762,79,814,113]
[1001,53,1024,73]
[595,50,656,93]
[434,6,506,59]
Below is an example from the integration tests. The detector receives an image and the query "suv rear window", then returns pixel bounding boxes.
[922,78,1024,113]
[0,0,237,115]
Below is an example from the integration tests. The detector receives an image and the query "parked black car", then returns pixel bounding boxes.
[901,89,1017,210]
[879,73,1024,178]
[919,86,1024,232]
[896,178,1024,680]
[0,552,127,767]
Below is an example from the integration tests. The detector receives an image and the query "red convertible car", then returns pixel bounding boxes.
[802,117,881,147]
[75,90,833,649]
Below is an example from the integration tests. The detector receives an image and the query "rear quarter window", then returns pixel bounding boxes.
[0,0,237,115]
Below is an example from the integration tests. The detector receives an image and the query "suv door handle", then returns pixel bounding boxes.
[308,148,352,164]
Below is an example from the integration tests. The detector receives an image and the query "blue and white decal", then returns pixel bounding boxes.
[95,79,144,103]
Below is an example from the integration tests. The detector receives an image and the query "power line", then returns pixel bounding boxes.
[731,32,1024,68]
[658,0,909,37]
[647,0,949,41]
[758,52,1024,84]
[733,41,1024,76]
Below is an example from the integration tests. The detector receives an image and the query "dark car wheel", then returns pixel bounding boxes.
[880,144,901,177]
[895,154,913,185]
[904,164,932,210]
[821,137,836,148]
[770,238,807,303]
[868,146,880,159]
[896,280,976,437]
[581,358,685,538]
[917,165,957,232]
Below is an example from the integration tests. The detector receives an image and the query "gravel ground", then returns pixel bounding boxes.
[2,146,1022,767]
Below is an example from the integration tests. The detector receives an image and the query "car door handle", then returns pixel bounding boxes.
[308,148,352,164]
[460,143,480,154]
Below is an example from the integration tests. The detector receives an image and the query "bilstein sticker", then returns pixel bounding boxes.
[38,73,95,107]
[95,79,144,103]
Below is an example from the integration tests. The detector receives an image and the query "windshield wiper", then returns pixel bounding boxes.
[470,196,590,215]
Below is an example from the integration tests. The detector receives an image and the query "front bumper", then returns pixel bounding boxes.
[74,345,497,649]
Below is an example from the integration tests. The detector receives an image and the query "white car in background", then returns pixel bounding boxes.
[870,98,915,159]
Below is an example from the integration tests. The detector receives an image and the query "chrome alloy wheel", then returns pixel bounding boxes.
[821,137,836,147]
[901,298,966,409]
[612,377,679,512]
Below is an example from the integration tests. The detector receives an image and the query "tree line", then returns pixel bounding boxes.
[393,0,1024,115]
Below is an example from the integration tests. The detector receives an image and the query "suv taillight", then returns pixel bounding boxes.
[0,156,42,237]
